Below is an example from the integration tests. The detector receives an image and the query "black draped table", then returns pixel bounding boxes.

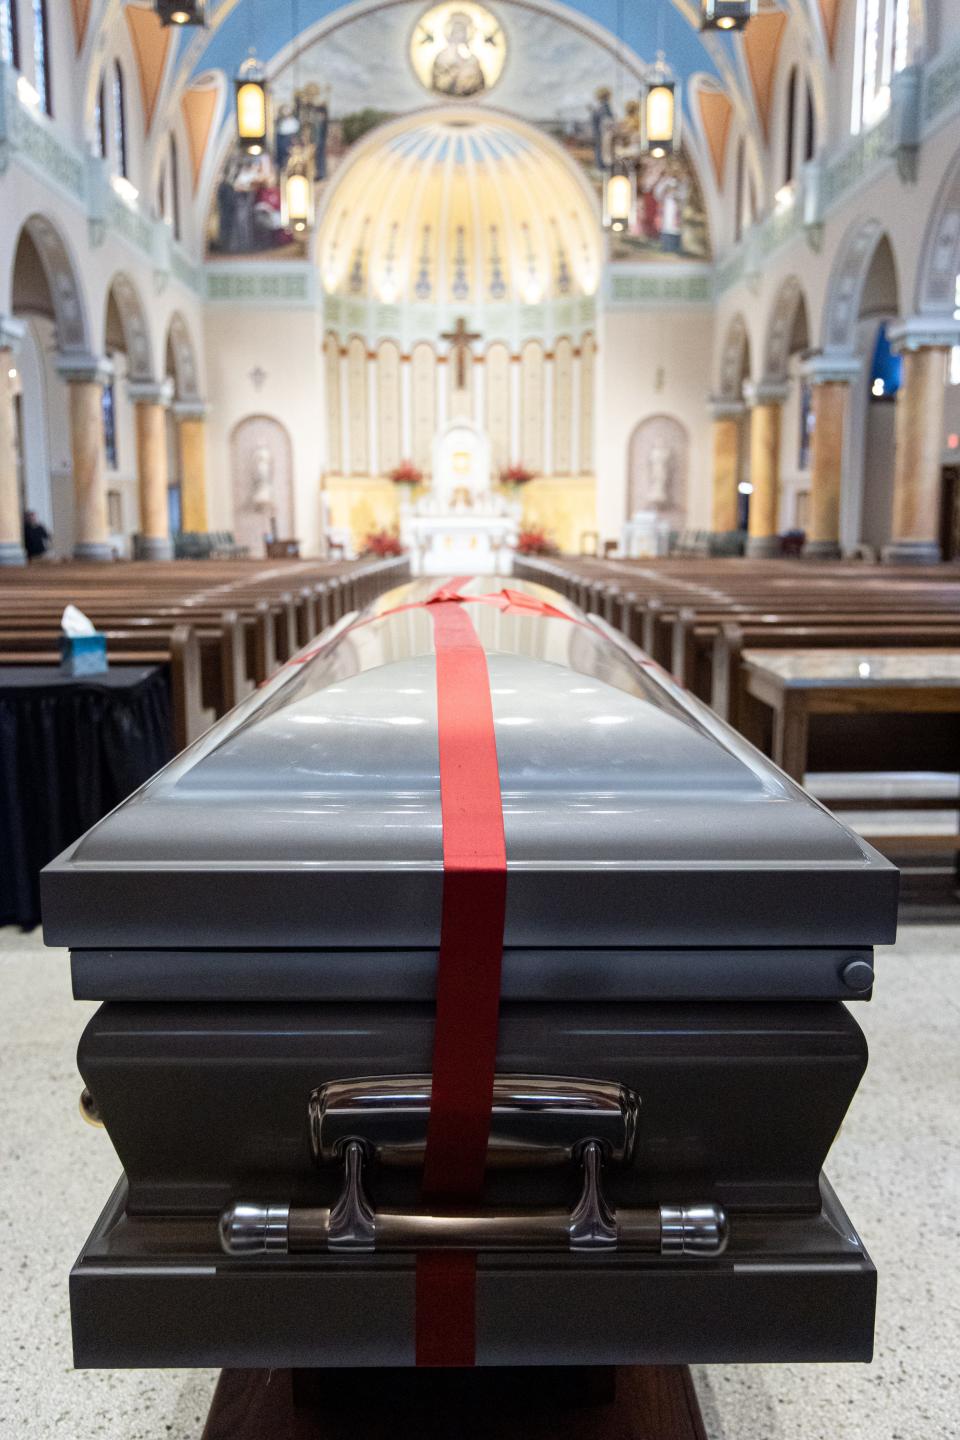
[0,666,172,930]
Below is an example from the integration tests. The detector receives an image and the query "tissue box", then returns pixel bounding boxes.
[60,633,108,677]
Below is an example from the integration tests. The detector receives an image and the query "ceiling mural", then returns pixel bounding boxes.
[206,0,710,266]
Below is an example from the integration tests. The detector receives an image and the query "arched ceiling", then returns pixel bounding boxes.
[152,0,766,157]
[188,0,719,90]
[98,0,837,224]
[318,109,601,305]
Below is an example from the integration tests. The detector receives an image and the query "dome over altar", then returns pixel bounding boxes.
[317,109,602,308]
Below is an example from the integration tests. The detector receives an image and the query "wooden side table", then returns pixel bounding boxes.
[740,647,960,785]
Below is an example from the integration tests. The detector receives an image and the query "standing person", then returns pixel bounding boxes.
[216,159,238,254]
[23,509,51,560]
[655,166,687,254]
[590,87,613,172]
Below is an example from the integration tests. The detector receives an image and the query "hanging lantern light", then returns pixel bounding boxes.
[700,0,755,30]
[282,149,314,235]
[235,51,269,156]
[641,53,679,158]
[156,0,206,25]
[603,163,635,234]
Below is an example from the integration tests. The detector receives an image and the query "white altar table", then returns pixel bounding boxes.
[402,509,515,575]
[401,419,519,575]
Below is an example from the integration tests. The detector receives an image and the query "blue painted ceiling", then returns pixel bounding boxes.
[180,0,727,91]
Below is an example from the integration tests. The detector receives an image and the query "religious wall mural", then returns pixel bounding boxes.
[207,0,710,265]
[410,2,507,97]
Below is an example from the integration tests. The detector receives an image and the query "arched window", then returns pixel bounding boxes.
[0,0,19,69]
[94,73,107,158]
[784,67,797,186]
[101,370,119,471]
[852,0,910,133]
[804,82,816,162]
[113,61,127,178]
[170,135,182,243]
[32,0,51,115]
[156,162,167,222]
[734,137,745,244]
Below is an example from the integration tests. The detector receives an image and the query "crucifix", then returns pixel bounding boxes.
[441,316,481,390]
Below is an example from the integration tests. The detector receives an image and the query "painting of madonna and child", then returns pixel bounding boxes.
[206,0,710,265]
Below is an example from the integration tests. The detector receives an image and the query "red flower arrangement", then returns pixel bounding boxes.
[362,528,405,557]
[500,464,536,488]
[388,460,423,486]
[515,525,558,556]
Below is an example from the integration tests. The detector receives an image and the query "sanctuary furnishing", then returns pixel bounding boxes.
[46,577,895,1374]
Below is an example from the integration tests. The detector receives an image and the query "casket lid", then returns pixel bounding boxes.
[42,578,898,954]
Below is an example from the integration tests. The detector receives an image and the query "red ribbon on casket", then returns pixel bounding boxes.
[278,583,586,675]
[414,578,594,1365]
[414,577,508,1367]
[280,577,660,1363]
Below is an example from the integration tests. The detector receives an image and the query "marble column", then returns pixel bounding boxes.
[129,380,174,559]
[883,317,960,564]
[801,354,861,560]
[174,400,210,534]
[744,380,788,558]
[708,398,744,537]
[57,354,114,562]
[0,317,27,565]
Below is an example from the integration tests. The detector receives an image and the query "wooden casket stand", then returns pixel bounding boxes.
[201,1364,707,1439]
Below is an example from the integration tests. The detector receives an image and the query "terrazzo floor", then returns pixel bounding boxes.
[0,922,957,1440]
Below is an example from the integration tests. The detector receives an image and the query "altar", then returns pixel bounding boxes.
[401,420,520,575]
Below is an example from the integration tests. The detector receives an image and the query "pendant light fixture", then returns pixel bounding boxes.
[236,50,269,156]
[700,0,755,30]
[604,163,634,234]
[281,0,315,236]
[603,0,636,234]
[641,52,679,158]
[283,149,313,233]
[156,0,205,26]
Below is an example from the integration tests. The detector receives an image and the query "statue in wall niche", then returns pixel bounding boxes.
[251,446,276,514]
[646,440,675,510]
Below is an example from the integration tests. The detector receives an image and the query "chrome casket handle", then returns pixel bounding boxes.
[219,1141,728,1258]
[309,1074,641,1170]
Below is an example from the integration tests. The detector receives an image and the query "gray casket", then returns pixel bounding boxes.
[43,577,898,1370]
